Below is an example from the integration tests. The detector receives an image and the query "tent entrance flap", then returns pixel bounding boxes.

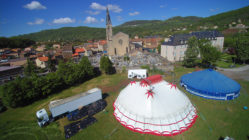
[226,93,234,100]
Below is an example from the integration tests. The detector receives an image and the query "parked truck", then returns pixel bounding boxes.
[36,88,103,127]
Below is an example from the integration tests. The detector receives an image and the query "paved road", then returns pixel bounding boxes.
[218,65,249,81]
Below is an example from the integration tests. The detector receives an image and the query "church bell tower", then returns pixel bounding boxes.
[106,8,112,42]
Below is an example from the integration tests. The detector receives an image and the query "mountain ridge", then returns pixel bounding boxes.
[14,5,249,41]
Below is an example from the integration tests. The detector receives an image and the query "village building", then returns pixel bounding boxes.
[62,45,73,59]
[53,44,61,49]
[0,66,23,85]
[161,30,224,62]
[72,48,85,57]
[106,8,130,56]
[98,40,107,52]
[9,58,27,66]
[36,45,46,52]
[143,35,162,50]
[35,56,49,68]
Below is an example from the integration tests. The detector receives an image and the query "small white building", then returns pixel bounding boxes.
[161,31,224,62]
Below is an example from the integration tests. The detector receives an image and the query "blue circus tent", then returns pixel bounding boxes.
[180,69,240,100]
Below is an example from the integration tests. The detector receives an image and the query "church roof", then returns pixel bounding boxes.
[106,8,112,25]
[113,32,129,38]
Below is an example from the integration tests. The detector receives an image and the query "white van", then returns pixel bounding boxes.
[128,69,147,79]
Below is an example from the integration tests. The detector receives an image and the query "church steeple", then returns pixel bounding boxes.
[106,8,112,25]
[106,7,112,41]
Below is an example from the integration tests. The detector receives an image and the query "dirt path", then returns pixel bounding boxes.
[98,79,130,93]
[218,65,249,81]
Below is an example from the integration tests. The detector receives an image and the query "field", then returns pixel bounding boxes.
[0,67,249,140]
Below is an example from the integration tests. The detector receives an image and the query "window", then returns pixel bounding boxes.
[126,47,128,53]
[119,39,123,45]
[114,48,117,55]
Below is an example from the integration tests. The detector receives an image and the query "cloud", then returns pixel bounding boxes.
[209,8,219,12]
[84,16,98,24]
[90,2,106,10]
[89,2,122,13]
[53,17,75,24]
[27,18,44,25]
[86,10,100,15]
[24,1,46,10]
[107,4,122,13]
[100,18,105,22]
[117,16,123,21]
[160,5,165,8]
[129,11,140,16]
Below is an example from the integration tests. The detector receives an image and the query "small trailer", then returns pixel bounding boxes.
[128,69,147,79]
[36,88,103,127]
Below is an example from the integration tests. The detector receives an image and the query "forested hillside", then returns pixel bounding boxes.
[15,5,249,42]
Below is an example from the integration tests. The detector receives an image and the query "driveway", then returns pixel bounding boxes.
[217,65,249,81]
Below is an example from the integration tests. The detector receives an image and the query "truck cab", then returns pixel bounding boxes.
[36,108,49,127]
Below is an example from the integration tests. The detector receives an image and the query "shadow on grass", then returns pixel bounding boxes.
[102,93,109,100]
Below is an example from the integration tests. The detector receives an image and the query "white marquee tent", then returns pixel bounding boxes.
[113,75,198,136]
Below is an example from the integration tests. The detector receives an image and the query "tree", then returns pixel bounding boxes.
[47,55,56,72]
[183,36,199,67]
[76,56,94,82]
[100,56,113,74]
[235,37,249,64]
[56,60,75,86]
[157,39,164,54]
[24,58,37,76]
[199,40,221,67]
[1,77,29,107]
[157,45,161,54]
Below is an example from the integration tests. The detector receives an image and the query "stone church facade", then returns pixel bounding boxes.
[106,8,130,56]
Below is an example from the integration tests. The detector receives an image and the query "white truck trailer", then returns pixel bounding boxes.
[128,69,147,79]
[36,88,102,127]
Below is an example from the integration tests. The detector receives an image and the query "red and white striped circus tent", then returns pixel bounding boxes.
[113,75,198,136]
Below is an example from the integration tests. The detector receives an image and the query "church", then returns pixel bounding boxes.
[106,8,131,56]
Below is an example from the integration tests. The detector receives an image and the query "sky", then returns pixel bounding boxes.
[0,0,248,37]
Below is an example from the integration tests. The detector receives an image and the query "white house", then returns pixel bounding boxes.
[161,31,224,62]
[35,57,48,68]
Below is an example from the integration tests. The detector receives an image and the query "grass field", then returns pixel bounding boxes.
[0,67,249,140]
[216,61,246,68]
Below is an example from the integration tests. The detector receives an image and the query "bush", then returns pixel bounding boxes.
[122,66,126,73]
[0,99,6,113]
[140,65,150,71]
[100,56,115,74]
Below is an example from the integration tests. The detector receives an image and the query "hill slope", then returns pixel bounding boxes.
[18,6,249,41]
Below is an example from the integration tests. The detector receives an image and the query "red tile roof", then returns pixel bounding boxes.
[72,53,79,57]
[75,48,85,53]
[38,57,48,62]
[99,40,107,45]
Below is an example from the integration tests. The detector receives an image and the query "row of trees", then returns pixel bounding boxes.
[183,36,222,67]
[0,57,95,108]
[0,37,35,49]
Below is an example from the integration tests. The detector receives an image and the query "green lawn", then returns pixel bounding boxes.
[0,69,249,140]
[216,61,245,68]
